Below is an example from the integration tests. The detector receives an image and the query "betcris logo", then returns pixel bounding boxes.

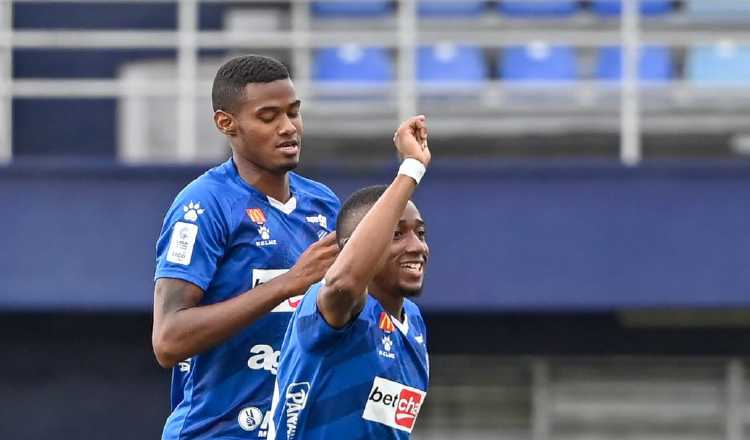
[251,269,302,312]
[362,377,425,433]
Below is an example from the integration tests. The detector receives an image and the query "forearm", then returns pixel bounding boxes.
[153,272,307,367]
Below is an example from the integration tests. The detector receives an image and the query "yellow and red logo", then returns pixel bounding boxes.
[246,208,266,225]
[379,312,395,333]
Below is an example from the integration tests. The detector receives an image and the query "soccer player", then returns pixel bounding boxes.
[152,54,340,439]
[268,115,431,439]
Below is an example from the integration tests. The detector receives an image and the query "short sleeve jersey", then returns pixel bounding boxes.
[268,283,429,440]
[154,159,340,440]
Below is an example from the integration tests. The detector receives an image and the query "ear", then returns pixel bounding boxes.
[213,110,237,136]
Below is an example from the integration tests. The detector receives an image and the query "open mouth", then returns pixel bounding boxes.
[399,261,424,275]
[276,140,299,154]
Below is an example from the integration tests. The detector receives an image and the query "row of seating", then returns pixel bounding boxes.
[314,43,750,83]
[312,1,750,18]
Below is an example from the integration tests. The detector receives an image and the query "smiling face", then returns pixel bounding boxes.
[370,201,429,298]
[214,78,303,175]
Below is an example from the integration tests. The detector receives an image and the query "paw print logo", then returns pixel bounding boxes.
[381,335,393,352]
[183,202,205,222]
[258,225,271,240]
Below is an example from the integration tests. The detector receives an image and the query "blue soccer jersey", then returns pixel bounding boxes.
[268,283,429,440]
[154,158,340,440]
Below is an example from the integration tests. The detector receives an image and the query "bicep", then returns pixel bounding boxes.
[153,278,204,324]
[315,284,365,329]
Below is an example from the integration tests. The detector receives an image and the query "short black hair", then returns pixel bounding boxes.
[335,185,388,247]
[211,54,290,112]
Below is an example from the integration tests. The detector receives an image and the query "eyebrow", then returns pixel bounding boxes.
[398,219,425,226]
[255,100,301,114]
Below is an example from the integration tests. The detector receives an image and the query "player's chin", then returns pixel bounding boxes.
[398,280,425,298]
[275,157,299,173]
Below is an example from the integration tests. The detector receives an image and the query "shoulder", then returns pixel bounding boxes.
[168,162,247,222]
[289,173,340,206]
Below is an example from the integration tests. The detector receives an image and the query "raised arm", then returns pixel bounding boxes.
[152,232,338,368]
[317,115,431,328]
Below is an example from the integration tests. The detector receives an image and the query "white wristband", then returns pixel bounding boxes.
[398,158,426,184]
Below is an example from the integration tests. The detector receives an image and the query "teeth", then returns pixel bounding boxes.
[400,263,422,271]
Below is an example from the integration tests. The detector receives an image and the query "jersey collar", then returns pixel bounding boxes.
[390,312,409,336]
[267,195,297,215]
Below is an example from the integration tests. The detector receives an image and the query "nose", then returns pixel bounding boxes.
[404,231,428,257]
[278,114,297,137]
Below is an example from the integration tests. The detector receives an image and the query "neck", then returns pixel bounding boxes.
[369,286,405,320]
[232,151,291,202]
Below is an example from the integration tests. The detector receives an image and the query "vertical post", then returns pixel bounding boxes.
[0,0,12,162]
[396,0,417,121]
[177,0,198,162]
[620,0,641,165]
[290,0,311,100]
[726,359,744,440]
[531,359,550,440]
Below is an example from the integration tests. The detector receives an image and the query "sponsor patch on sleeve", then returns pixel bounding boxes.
[166,221,198,265]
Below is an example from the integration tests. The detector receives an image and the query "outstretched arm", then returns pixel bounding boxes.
[317,115,431,328]
[152,232,338,368]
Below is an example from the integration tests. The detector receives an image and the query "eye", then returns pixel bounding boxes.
[257,111,277,123]
[417,230,427,240]
[393,230,403,240]
[288,110,300,119]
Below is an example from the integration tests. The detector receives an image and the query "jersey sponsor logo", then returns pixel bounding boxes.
[238,406,264,432]
[285,382,310,440]
[379,335,395,360]
[182,201,205,222]
[414,335,424,344]
[166,222,198,265]
[305,214,327,229]
[255,225,277,247]
[251,269,302,313]
[177,357,191,373]
[362,377,425,433]
[247,344,280,375]
[246,208,267,225]
[379,312,395,333]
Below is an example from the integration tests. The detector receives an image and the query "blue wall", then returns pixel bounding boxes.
[2,160,749,311]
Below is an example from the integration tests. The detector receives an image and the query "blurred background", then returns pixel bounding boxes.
[2,0,750,439]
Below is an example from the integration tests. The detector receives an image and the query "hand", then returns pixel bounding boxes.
[287,232,339,293]
[393,115,431,167]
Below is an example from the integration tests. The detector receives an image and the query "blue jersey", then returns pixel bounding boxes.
[268,283,429,440]
[154,159,340,440]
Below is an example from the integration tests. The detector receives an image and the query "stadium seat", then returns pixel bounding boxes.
[311,1,391,17]
[313,45,393,83]
[686,42,750,84]
[499,43,577,82]
[686,0,750,18]
[498,1,579,17]
[596,46,673,82]
[419,1,486,17]
[418,44,487,85]
[591,0,673,16]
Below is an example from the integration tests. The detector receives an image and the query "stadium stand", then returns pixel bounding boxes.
[686,42,750,84]
[417,43,487,86]
[595,46,673,82]
[313,45,394,83]
[418,1,486,17]
[499,43,578,82]
[311,0,392,17]
[590,0,674,16]
[685,0,750,18]
[498,0,579,17]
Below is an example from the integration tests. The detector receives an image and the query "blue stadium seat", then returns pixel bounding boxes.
[419,1,486,17]
[686,0,750,18]
[591,0,673,16]
[418,44,487,85]
[313,45,393,83]
[498,1,579,17]
[311,1,391,17]
[499,43,577,82]
[686,43,750,84]
[596,46,673,82]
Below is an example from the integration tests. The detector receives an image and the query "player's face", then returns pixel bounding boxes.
[371,201,429,298]
[229,78,303,174]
